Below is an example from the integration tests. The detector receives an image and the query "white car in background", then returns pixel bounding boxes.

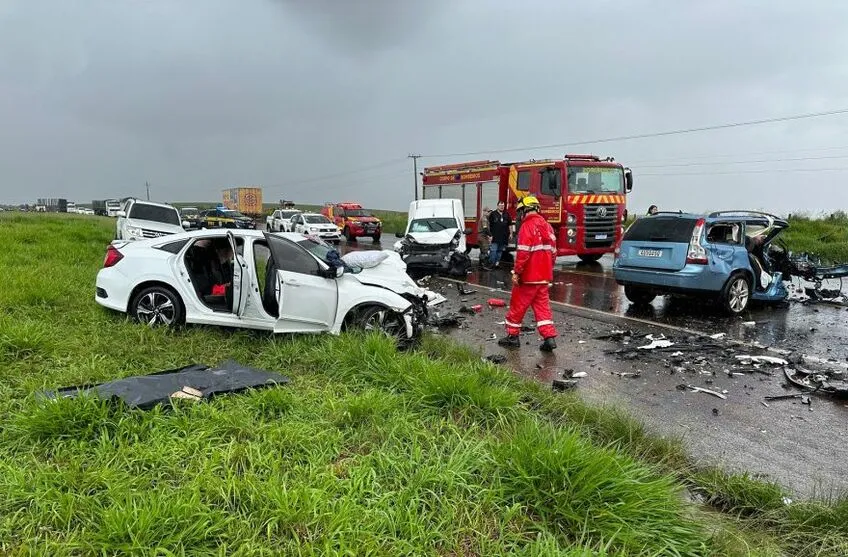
[95,230,435,341]
[266,209,301,232]
[116,199,189,240]
[290,213,342,243]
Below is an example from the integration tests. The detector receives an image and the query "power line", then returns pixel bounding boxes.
[295,169,410,195]
[268,157,406,189]
[626,144,848,165]
[639,166,848,177]
[419,107,848,159]
[634,153,848,169]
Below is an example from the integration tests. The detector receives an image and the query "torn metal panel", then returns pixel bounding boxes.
[44,360,289,409]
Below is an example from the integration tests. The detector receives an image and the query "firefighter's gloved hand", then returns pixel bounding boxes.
[511,271,520,286]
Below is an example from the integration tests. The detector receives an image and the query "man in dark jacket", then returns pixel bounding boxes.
[486,200,512,268]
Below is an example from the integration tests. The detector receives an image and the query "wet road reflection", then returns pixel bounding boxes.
[339,239,847,361]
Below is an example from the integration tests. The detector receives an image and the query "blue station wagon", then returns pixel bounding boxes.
[613,211,790,314]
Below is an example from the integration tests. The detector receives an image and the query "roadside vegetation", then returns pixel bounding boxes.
[1,212,846,555]
[783,212,848,263]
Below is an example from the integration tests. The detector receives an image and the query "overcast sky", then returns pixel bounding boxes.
[2,0,848,214]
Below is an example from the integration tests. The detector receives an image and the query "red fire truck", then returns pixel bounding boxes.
[421,154,632,263]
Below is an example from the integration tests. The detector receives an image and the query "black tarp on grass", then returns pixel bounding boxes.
[45,360,289,409]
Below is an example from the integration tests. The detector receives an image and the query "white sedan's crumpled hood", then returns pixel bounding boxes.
[348,251,442,304]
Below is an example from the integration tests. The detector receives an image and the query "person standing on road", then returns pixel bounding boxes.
[498,196,558,351]
[478,206,491,263]
[486,200,513,268]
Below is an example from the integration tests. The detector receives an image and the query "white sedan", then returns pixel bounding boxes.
[291,213,342,243]
[95,229,435,340]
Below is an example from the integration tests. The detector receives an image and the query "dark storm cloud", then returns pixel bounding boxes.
[272,0,449,54]
[1,0,848,213]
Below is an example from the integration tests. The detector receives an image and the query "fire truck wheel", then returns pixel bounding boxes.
[578,254,603,264]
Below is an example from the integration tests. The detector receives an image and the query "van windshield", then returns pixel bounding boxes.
[408,218,458,233]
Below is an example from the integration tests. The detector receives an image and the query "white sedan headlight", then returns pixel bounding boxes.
[125,226,143,239]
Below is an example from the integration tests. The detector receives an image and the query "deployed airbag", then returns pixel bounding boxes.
[342,250,391,269]
[45,360,289,409]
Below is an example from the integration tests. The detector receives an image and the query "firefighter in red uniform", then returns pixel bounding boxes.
[498,196,558,351]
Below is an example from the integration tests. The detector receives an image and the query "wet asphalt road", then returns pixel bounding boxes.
[421,277,848,500]
[340,238,848,497]
[343,238,848,364]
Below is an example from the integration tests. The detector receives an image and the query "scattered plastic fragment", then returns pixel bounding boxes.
[686,385,727,400]
[483,354,507,364]
[709,333,726,340]
[571,371,588,378]
[735,355,788,366]
[638,339,674,350]
[741,321,756,327]
[487,298,506,307]
[552,379,578,392]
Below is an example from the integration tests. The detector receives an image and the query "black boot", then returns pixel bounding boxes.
[497,335,520,348]
[540,337,557,352]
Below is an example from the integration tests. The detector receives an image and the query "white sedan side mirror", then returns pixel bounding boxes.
[116,210,127,217]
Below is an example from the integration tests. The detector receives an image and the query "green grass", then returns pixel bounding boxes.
[1,213,847,555]
[782,213,848,263]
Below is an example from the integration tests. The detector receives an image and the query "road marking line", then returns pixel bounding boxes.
[439,277,847,369]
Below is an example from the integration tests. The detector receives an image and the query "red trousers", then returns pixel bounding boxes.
[504,283,558,339]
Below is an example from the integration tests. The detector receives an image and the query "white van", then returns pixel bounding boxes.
[393,199,471,277]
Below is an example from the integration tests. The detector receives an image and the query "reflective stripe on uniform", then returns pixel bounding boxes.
[536,320,554,326]
[517,244,556,252]
[505,321,522,328]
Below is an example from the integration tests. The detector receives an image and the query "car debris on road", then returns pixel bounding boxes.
[637,334,675,350]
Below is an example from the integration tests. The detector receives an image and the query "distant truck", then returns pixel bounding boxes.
[321,202,382,242]
[93,199,122,217]
[66,202,77,214]
[37,198,67,212]
[223,187,263,218]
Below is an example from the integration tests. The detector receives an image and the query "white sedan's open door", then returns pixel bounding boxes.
[263,232,339,332]
[226,231,247,315]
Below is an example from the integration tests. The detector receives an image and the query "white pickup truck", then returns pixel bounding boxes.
[266,209,301,232]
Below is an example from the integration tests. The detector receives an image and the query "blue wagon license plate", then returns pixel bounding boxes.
[638,249,663,258]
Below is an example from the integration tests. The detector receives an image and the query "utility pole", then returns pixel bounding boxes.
[408,154,421,200]
[145,181,150,201]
